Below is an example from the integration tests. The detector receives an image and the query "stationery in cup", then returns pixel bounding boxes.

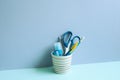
[53,31,85,56]
[51,31,85,74]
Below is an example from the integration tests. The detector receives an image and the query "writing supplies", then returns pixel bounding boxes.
[54,42,63,56]
[53,50,60,56]
[53,31,85,56]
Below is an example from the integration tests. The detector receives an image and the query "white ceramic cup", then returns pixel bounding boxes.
[51,52,72,74]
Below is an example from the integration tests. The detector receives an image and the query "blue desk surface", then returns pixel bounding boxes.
[0,61,120,80]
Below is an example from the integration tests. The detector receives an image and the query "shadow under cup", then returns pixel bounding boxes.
[51,52,72,74]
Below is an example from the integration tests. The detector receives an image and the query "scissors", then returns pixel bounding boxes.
[61,31,81,56]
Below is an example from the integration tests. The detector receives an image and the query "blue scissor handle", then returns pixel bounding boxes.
[62,31,73,47]
[71,36,81,45]
[64,36,80,56]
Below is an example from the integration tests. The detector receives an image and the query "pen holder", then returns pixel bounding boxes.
[51,52,72,74]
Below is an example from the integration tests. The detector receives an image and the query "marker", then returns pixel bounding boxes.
[54,42,63,56]
[53,50,60,56]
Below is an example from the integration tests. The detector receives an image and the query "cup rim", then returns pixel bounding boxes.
[51,51,72,59]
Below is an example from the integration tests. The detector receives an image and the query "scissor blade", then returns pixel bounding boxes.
[64,41,71,54]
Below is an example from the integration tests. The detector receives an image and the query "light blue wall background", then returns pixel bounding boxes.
[0,0,120,70]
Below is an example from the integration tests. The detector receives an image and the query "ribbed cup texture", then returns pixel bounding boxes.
[51,53,72,74]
